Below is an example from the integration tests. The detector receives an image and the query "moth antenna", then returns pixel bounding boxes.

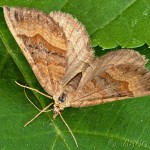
[15,81,52,99]
[23,88,51,112]
[24,103,53,127]
[59,113,78,147]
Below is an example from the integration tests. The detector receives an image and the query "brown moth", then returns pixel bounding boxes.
[3,6,150,118]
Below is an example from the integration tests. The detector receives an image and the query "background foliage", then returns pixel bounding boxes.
[0,0,150,149]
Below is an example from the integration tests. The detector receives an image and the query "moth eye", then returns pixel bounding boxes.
[58,93,67,103]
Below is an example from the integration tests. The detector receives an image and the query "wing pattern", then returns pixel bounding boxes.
[4,7,150,109]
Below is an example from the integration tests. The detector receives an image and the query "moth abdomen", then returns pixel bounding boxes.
[65,72,82,91]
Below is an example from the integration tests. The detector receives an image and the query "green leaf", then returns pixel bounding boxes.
[0,0,150,149]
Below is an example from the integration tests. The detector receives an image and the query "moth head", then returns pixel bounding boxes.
[53,103,64,119]
[53,92,68,118]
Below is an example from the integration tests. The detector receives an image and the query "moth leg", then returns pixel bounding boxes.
[15,81,53,125]
[23,87,52,112]
[24,103,53,127]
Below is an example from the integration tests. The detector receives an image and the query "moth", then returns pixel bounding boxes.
[4,6,150,125]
